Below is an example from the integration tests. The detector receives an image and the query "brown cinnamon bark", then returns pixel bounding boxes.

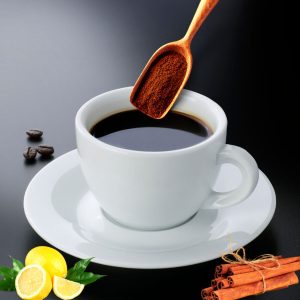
[215,271,224,278]
[201,287,213,298]
[216,255,282,276]
[211,277,224,289]
[228,256,300,275]
[217,279,230,289]
[215,263,242,275]
[228,261,300,287]
[212,272,298,300]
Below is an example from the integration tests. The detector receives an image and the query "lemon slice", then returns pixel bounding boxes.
[53,276,84,300]
[15,264,52,300]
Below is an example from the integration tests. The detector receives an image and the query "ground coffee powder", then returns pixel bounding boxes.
[131,51,187,119]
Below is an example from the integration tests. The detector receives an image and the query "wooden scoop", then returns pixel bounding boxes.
[130,0,219,119]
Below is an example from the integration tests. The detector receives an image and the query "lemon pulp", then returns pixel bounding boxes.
[15,264,52,300]
[53,275,84,300]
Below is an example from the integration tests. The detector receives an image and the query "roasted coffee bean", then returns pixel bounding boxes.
[26,129,43,140]
[23,147,37,160]
[37,145,54,156]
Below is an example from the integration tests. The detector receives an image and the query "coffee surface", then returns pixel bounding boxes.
[90,110,212,151]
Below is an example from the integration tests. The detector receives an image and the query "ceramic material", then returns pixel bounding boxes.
[24,150,276,269]
[76,87,259,230]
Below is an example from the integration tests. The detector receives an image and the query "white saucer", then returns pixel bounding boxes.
[24,150,276,269]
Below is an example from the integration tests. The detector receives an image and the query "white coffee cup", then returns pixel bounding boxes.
[76,87,259,230]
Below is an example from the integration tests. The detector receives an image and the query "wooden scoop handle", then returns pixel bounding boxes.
[183,0,219,46]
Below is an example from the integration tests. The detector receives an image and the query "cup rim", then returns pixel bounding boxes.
[75,87,227,156]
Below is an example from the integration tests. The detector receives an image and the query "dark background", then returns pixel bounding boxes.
[0,0,295,299]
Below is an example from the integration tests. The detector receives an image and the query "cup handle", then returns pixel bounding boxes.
[202,144,259,209]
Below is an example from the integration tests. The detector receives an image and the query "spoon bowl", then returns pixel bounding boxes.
[130,40,192,119]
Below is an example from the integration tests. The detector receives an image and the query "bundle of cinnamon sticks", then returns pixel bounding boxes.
[201,256,300,300]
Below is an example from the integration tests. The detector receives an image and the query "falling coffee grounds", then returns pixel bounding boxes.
[131,51,187,119]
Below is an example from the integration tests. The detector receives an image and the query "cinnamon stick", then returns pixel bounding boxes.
[212,272,299,300]
[201,287,213,298]
[228,256,300,275]
[216,255,282,276]
[211,277,224,289]
[217,279,230,289]
[228,261,300,287]
[215,271,224,278]
[215,264,242,275]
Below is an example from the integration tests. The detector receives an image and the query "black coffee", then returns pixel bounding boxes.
[90,110,212,151]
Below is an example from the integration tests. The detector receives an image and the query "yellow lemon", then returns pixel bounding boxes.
[53,276,84,300]
[15,264,52,300]
[25,246,67,279]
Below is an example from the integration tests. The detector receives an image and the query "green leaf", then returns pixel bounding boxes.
[0,257,24,291]
[0,266,12,277]
[0,278,15,291]
[66,258,105,285]
[67,258,92,282]
[74,258,92,271]
[10,257,24,273]
[78,272,105,285]
[70,258,92,274]
[0,269,16,291]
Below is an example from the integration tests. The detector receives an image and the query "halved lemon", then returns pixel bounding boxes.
[53,275,84,300]
[15,264,52,300]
